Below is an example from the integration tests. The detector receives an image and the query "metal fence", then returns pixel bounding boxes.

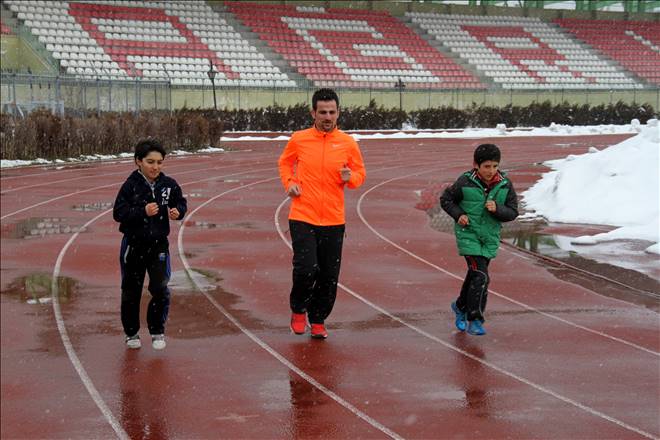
[0,73,171,116]
[1,73,658,116]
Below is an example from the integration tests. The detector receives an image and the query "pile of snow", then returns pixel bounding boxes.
[1,123,649,168]
[523,119,659,254]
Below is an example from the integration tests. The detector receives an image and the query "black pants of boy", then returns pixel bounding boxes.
[289,220,345,324]
[455,255,490,322]
[119,237,171,337]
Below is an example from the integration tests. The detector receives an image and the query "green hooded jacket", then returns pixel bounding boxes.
[440,170,518,259]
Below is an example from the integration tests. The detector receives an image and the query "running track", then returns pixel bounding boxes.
[1,134,658,439]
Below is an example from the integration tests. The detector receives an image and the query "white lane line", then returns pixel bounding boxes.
[0,150,427,221]
[0,160,133,180]
[274,198,658,440]
[0,148,265,181]
[357,169,660,357]
[0,149,277,193]
[52,209,129,440]
[2,170,131,194]
[2,184,118,220]
[0,163,274,221]
[178,176,404,440]
[45,166,281,439]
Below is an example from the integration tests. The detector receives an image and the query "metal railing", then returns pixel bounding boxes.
[1,73,171,116]
[1,72,658,116]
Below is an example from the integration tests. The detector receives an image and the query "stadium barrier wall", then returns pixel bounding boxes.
[1,74,659,115]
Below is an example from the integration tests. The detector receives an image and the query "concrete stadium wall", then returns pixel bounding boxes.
[2,80,658,113]
[177,87,660,111]
[3,1,658,114]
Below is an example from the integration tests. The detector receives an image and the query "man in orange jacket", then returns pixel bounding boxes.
[278,88,366,339]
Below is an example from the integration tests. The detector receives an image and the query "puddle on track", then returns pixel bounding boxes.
[1,273,78,304]
[71,202,113,212]
[425,208,659,311]
[1,217,86,239]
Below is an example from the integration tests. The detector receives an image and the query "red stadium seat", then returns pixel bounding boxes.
[556,18,660,85]
[224,1,483,90]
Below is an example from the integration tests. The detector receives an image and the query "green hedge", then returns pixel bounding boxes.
[411,101,656,128]
[1,100,656,160]
[217,99,655,131]
[1,109,223,160]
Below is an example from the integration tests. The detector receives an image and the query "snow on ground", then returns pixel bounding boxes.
[0,147,224,168]
[213,121,645,142]
[1,122,644,169]
[2,121,658,274]
[522,119,659,255]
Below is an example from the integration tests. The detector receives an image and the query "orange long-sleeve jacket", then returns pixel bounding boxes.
[278,126,366,226]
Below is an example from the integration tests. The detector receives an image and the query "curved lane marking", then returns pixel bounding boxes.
[0,150,277,193]
[178,175,404,440]
[52,210,129,440]
[43,157,405,438]
[46,165,280,439]
[356,168,660,357]
[273,190,658,440]
[1,163,274,221]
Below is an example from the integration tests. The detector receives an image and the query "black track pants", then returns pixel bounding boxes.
[455,255,490,322]
[119,237,171,336]
[289,220,345,324]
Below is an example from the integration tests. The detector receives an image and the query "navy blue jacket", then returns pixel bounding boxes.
[113,170,187,244]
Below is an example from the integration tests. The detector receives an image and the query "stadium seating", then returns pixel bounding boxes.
[2,1,656,91]
[407,12,644,89]
[5,0,295,87]
[225,1,485,89]
[556,19,660,86]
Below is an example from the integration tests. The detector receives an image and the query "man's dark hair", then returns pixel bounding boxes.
[473,143,500,165]
[134,139,166,160]
[312,88,339,110]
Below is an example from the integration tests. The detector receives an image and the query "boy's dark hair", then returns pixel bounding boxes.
[135,139,166,161]
[312,88,339,110]
[474,143,500,165]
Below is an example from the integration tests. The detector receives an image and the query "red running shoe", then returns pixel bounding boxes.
[310,323,328,339]
[290,312,307,335]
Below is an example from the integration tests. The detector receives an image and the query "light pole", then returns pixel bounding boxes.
[207,59,217,111]
[395,77,405,111]
[395,77,405,128]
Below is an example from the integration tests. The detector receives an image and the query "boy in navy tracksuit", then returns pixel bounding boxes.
[440,144,518,335]
[113,139,187,350]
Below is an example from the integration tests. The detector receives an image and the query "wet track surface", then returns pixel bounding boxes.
[2,134,659,439]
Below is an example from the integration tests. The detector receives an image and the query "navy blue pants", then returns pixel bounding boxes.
[289,220,345,324]
[455,255,490,322]
[119,236,171,336]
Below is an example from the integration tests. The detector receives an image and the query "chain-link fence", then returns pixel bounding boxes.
[0,73,171,116]
[2,73,659,116]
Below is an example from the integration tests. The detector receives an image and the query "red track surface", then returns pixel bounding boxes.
[2,134,658,439]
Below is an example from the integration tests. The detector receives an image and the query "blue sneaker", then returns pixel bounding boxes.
[451,302,467,332]
[467,320,486,336]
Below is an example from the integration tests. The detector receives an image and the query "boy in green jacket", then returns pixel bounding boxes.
[440,143,518,335]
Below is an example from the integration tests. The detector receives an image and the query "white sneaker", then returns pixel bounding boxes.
[125,334,141,349]
[151,334,166,350]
